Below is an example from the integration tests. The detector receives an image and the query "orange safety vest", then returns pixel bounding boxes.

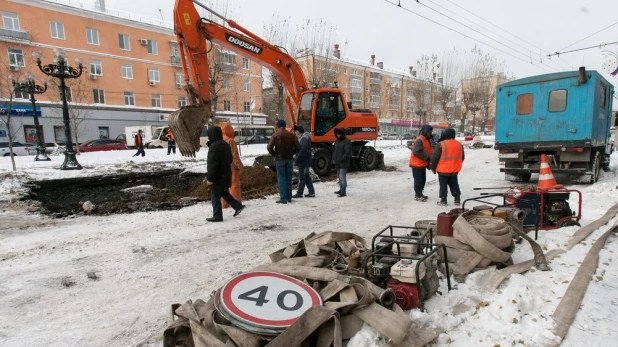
[436,139,464,174]
[409,136,432,168]
[167,131,175,141]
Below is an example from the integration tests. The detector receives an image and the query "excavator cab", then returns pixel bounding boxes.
[297,91,347,137]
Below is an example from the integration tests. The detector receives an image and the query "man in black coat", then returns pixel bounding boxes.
[333,128,352,197]
[205,126,245,222]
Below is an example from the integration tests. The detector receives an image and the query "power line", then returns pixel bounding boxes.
[557,20,618,52]
[382,0,554,73]
[425,0,565,72]
[548,41,618,57]
[444,0,573,70]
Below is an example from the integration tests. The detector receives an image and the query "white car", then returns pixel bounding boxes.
[0,141,36,156]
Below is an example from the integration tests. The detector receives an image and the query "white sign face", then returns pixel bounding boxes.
[498,153,519,159]
[220,271,322,328]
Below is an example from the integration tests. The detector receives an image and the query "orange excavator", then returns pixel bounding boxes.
[170,0,382,176]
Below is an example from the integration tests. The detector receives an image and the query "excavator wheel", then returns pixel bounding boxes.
[312,148,332,177]
[359,146,378,171]
[351,157,362,171]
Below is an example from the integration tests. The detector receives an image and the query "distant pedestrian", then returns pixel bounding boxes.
[166,128,176,155]
[205,126,245,222]
[132,129,145,157]
[221,123,243,208]
[333,128,351,197]
[430,128,464,206]
[292,125,315,198]
[267,119,300,204]
[409,125,433,201]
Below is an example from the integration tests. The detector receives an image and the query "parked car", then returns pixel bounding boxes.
[383,133,399,140]
[0,141,36,156]
[238,135,270,145]
[75,139,128,152]
[402,133,416,140]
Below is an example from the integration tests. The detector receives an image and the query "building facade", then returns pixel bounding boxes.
[0,0,264,144]
[296,48,458,136]
[459,72,509,132]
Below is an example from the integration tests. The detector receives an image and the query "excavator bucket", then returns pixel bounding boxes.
[168,106,211,157]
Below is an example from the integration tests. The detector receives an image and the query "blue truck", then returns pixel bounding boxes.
[495,68,614,183]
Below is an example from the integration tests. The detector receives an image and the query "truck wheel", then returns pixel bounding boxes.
[351,157,361,171]
[359,146,378,171]
[312,148,332,176]
[590,151,601,183]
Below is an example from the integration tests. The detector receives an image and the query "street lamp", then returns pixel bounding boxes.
[11,73,49,161]
[469,104,481,135]
[33,49,84,170]
[415,108,426,130]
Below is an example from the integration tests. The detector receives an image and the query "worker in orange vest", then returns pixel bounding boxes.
[430,128,465,206]
[166,128,176,155]
[221,123,243,208]
[409,125,433,202]
[132,129,145,157]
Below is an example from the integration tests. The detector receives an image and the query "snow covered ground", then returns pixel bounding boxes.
[1,140,617,347]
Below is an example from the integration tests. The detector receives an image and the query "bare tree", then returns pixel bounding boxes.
[411,54,439,125]
[437,49,461,125]
[0,57,29,171]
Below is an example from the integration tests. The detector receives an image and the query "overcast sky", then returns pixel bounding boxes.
[101,0,618,81]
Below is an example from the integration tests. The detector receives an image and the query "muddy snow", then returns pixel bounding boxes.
[1,141,617,347]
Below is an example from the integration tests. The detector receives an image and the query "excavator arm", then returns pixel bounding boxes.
[170,0,309,157]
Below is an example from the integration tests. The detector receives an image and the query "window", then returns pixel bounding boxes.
[14,90,29,99]
[548,89,567,112]
[516,93,533,115]
[148,68,160,83]
[98,127,109,139]
[118,34,130,50]
[344,68,347,75]
[54,126,66,142]
[220,51,236,65]
[599,83,607,108]
[244,101,251,112]
[151,94,162,108]
[223,76,231,90]
[89,59,103,76]
[2,12,19,30]
[121,64,133,79]
[93,89,105,104]
[50,21,65,39]
[147,40,158,55]
[170,43,179,57]
[124,91,135,106]
[86,28,99,45]
[242,57,249,69]
[336,66,340,73]
[7,48,24,67]
[177,96,187,108]
[223,100,231,111]
[175,71,184,86]
[243,79,250,92]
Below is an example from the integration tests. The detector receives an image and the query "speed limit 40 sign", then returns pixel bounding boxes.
[219,271,322,329]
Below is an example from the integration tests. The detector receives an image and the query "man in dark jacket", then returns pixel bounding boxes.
[205,126,245,222]
[292,125,315,198]
[409,125,433,202]
[333,128,352,197]
[267,119,301,204]
[430,128,465,206]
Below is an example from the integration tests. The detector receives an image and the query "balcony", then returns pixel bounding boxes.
[0,27,31,42]
[370,77,381,85]
[171,56,180,66]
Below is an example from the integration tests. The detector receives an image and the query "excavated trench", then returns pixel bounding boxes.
[28,167,279,217]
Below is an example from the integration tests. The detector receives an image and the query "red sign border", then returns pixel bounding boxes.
[220,271,322,328]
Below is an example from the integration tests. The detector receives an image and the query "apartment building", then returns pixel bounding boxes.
[296,47,456,136]
[0,0,264,144]
[460,72,510,132]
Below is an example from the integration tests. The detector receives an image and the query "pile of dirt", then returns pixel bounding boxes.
[188,166,279,201]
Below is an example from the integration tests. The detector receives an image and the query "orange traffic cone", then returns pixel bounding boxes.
[537,154,563,190]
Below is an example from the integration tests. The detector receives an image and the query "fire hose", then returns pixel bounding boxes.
[437,210,550,282]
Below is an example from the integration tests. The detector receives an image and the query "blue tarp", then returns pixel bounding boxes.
[0,105,41,117]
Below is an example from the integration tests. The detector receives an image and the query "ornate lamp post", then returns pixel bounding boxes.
[33,49,84,170]
[11,73,49,161]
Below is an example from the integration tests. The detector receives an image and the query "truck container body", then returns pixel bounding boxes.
[495,69,614,183]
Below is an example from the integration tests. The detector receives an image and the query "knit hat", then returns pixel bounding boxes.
[277,119,286,128]
[293,125,304,133]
